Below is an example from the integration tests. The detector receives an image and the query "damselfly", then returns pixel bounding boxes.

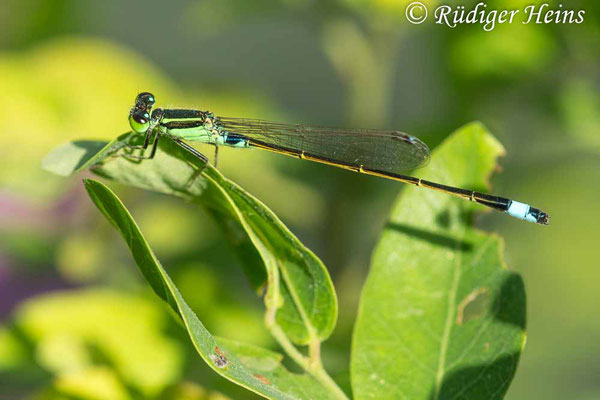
[126,92,549,225]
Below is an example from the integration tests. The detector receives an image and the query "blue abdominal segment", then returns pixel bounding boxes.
[215,130,249,147]
[224,134,249,147]
[506,200,549,224]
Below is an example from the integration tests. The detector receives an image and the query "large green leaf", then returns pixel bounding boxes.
[44,134,346,398]
[351,123,526,400]
[83,178,340,400]
[43,134,337,345]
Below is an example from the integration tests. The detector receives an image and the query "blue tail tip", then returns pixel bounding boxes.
[507,201,550,225]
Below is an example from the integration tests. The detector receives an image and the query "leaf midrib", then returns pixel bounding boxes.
[433,230,464,399]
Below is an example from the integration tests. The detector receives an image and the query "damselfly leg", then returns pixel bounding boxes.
[124,129,161,160]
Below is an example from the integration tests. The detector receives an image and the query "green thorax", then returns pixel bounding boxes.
[159,109,221,144]
[157,108,247,148]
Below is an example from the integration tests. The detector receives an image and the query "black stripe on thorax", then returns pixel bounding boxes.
[162,109,207,120]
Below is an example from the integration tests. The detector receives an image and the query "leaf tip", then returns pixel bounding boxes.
[82,178,98,190]
[461,121,507,158]
[82,178,110,200]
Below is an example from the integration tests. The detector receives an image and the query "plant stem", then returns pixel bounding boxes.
[262,240,347,398]
[268,323,349,400]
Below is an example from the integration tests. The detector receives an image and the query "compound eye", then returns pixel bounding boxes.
[136,92,156,107]
[129,111,150,134]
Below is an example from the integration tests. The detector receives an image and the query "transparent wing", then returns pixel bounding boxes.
[218,117,430,173]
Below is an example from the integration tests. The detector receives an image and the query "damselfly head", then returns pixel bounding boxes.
[129,92,156,134]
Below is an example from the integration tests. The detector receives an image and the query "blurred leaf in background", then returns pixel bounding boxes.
[0,38,176,197]
[1,289,182,398]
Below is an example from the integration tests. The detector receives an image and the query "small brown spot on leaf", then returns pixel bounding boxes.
[214,346,225,356]
[254,373,271,385]
[210,346,228,369]
[456,287,490,325]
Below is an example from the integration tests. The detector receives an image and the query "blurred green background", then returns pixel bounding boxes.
[0,0,598,399]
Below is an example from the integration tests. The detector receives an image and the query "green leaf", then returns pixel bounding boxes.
[83,178,340,400]
[44,134,337,346]
[351,122,526,400]
[42,136,128,177]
